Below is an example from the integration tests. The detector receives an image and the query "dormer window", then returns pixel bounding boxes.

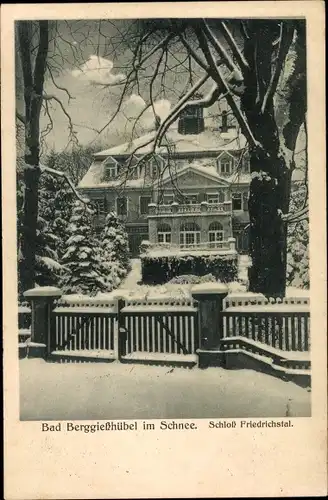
[216,152,234,175]
[124,155,141,179]
[144,155,164,179]
[178,93,205,135]
[243,155,250,172]
[103,156,118,180]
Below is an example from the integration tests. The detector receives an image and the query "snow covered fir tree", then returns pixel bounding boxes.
[99,211,130,289]
[60,200,108,296]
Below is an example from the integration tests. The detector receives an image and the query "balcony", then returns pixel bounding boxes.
[148,201,232,217]
[143,238,237,255]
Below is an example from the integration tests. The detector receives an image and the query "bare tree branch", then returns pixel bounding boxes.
[43,93,78,146]
[201,19,242,77]
[39,163,89,204]
[219,21,249,71]
[16,112,26,125]
[195,25,258,148]
[261,22,295,113]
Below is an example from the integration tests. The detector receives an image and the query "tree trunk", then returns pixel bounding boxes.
[18,21,49,295]
[19,155,41,294]
[247,149,290,297]
[241,21,292,297]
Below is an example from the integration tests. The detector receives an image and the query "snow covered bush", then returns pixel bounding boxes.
[141,253,238,285]
[98,212,130,290]
[35,215,63,286]
[168,274,217,285]
[286,185,309,289]
[38,170,75,260]
[60,201,107,296]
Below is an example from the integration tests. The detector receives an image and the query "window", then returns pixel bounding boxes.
[182,194,198,205]
[220,161,231,174]
[180,222,201,248]
[217,153,234,175]
[163,195,174,205]
[209,222,224,247]
[181,106,203,119]
[232,192,242,211]
[103,157,118,180]
[157,223,171,244]
[93,198,105,216]
[123,156,140,179]
[145,155,164,178]
[243,157,250,172]
[140,196,152,215]
[116,197,128,216]
[207,193,219,204]
[207,191,225,204]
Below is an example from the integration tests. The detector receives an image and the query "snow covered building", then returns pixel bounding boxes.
[78,103,251,256]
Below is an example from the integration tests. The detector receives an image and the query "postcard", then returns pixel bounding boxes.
[2,2,327,498]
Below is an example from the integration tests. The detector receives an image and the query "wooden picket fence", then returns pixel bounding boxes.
[18,292,310,369]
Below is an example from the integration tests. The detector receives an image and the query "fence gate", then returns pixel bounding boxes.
[51,303,117,362]
[118,301,199,365]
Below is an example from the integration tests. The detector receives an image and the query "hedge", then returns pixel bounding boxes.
[141,253,238,284]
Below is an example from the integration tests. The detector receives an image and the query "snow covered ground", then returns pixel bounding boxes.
[119,258,142,288]
[20,358,310,421]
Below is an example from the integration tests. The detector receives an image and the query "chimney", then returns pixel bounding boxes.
[178,93,205,135]
[220,110,237,141]
[220,110,228,133]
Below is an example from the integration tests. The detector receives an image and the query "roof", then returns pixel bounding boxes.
[93,125,247,159]
[154,162,240,189]
[79,124,249,189]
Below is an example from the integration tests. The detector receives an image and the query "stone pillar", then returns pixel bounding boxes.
[228,237,236,252]
[171,217,180,245]
[148,216,157,243]
[200,216,208,243]
[191,283,228,351]
[117,297,127,361]
[171,202,179,213]
[148,203,157,215]
[24,287,62,358]
[200,201,208,213]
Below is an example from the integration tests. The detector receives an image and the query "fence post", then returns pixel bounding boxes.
[23,287,62,358]
[191,283,228,368]
[117,297,126,361]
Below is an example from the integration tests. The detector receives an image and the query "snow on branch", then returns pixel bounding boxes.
[16,112,26,125]
[195,26,258,149]
[153,73,211,149]
[39,163,89,204]
[201,20,242,78]
[43,93,78,146]
[261,22,295,114]
[218,21,249,72]
[281,205,309,223]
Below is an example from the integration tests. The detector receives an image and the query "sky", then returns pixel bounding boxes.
[15,19,306,171]
[16,19,231,154]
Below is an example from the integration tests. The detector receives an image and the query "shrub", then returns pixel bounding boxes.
[141,253,238,285]
[168,273,217,285]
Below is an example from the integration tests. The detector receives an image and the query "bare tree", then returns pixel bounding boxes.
[94,18,307,296]
[16,20,90,294]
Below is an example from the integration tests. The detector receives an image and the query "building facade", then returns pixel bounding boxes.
[78,105,251,256]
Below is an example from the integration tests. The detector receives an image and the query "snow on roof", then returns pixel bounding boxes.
[78,123,250,189]
[94,126,247,158]
[156,162,232,188]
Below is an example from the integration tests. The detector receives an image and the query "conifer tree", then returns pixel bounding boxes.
[99,212,130,289]
[35,215,62,286]
[60,201,107,296]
